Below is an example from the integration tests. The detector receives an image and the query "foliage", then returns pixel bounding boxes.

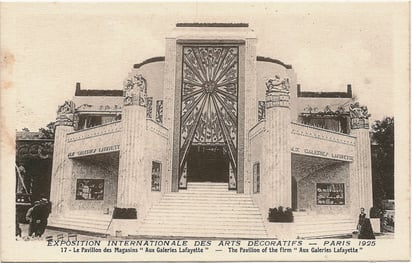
[371,117,394,207]
[38,122,55,139]
[369,207,382,218]
[268,206,294,223]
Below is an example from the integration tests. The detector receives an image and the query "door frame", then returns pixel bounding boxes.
[171,40,246,193]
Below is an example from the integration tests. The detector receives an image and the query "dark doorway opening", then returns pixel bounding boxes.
[292,176,298,211]
[187,145,229,183]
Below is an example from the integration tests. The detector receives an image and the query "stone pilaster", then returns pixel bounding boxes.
[349,102,373,215]
[163,38,177,193]
[264,77,291,208]
[242,38,257,194]
[50,101,75,215]
[117,72,147,209]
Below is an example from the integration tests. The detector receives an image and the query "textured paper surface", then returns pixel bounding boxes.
[1,2,409,261]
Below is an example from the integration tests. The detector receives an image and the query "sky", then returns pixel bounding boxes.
[1,2,409,131]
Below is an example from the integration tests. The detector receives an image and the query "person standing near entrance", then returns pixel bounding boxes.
[357,207,366,231]
[32,198,51,237]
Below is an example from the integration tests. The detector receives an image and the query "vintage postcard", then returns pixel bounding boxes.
[0,2,409,262]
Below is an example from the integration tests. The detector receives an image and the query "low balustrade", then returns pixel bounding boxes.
[291,122,356,146]
[67,121,122,143]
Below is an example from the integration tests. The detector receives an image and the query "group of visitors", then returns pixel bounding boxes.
[16,197,51,239]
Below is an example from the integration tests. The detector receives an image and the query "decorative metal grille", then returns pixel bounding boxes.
[258,101,266,121]
[146,97,153,119]
[179,46,239,177]
[156,100,163,124]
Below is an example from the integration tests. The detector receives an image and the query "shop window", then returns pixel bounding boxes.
[253,162,260,193]
[75,179,104,200]
[316,183,345,205]
[151,161,161,191]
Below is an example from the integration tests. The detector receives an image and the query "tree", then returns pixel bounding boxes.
[371,117,394,208]
[38,122,55,139]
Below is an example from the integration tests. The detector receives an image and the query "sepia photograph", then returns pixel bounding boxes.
[1,2,409,261]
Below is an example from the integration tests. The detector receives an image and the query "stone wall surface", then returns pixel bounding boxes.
[297,162,351,214]
[69,155,119,212]
[291,122,356,161]
[66,121,122,155]
[137,120,169,220]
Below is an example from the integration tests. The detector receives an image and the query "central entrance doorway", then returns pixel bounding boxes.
[178,45,239,190]
[187,145,229,183]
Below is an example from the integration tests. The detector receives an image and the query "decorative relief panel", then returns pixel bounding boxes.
[123,73,147,107]
[151,161,161,191]
[156,100,163,124]
[146,97,153,119]
[349,102,370,129]
[56,101,75,126]
[180,46,239,177]
[258,101,266,121]
[265,76,290,108]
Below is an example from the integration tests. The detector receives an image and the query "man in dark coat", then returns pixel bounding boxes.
[26,200,40,237]
[31,198,51,237]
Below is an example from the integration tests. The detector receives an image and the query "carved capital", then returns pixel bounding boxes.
[55,101,75,127]
[265,76,290,108]
[349,102,370,129]
[123,73,147,107]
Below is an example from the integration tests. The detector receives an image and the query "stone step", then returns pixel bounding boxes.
[187,182,228,187]
[295,219,355,225]
[295,218,355,238]
[140,222,266,231]
[146,210,262,218]
[137,229,267,238]
[49,221,109,234]
[52,217,111,227]
[157,200,255,206]
[162,194,252,200]
[48,218,110,234]
[142,216,264,224]
[60,215,111,223]
[150,204,259,211]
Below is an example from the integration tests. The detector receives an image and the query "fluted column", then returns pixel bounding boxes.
[163,38,178,193]
[242,38,257,194]
[265,77,291,208]
[117,72,147,208]
[50,101,75,215]
[349,103,373,215]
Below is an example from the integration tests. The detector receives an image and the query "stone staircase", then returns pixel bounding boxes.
[48,210,111,235]
[294,212,356,239]
[136,182,268,238]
